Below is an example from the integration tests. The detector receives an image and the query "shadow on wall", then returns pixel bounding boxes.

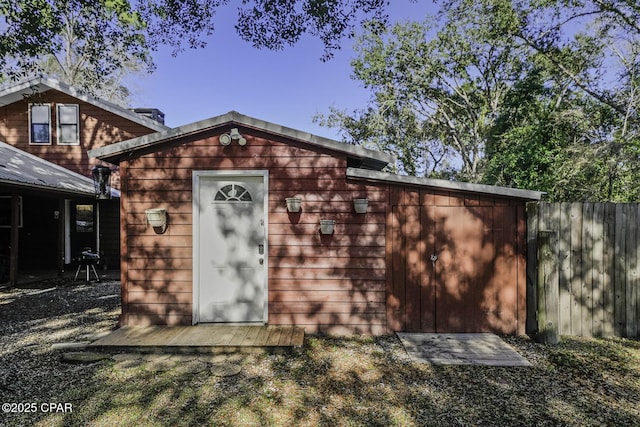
[119,131,527,334]
[389,197,525,334]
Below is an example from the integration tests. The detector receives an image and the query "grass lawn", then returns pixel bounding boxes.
[9,335,640,427]
[1,282,639,426]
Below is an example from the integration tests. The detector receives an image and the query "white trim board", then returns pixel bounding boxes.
[192,170,269,325]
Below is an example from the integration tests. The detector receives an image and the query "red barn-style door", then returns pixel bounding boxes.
[389,195,525,334]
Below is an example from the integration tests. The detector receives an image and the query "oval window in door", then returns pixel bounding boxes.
[214,184,253,202]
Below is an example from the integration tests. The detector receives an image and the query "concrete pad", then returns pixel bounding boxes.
[60,352,112,364]
[397,333,532,367]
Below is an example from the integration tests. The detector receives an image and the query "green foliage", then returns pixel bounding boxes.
[0,0,60,65]
[0,0,392,95]
[319,0,640,201]
[236,0,389,60]
[480,0,640,201]
[0,0,156,101]
[317,3,531,181]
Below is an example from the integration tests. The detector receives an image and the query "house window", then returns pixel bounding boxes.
[57,104,80,145]
[29,104,51,144]
[215,184,253,202]
[75,204,94,232]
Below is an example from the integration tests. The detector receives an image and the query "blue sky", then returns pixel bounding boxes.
[129,2,437,140]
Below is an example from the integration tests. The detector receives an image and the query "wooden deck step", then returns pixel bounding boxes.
[88,325,305,354]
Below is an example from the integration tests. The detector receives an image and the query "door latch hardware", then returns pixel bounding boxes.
[258,244,264,255]
[430,254,438,267]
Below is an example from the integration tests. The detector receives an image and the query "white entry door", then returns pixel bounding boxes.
[194,171,267,323]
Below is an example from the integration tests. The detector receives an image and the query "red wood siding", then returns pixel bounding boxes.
[0,89,156,188]
[120,133,387,332]
[387,187,527,334]
[117,129,529,334]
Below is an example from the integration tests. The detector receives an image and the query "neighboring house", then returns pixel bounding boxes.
[90,111,544,335]
[0,77,167,278]
[0,142,104,281]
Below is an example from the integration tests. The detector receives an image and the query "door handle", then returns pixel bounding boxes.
[430,254,438,267]
[258,244,264,255]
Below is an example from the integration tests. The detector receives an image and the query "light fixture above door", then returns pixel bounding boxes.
[219,128,247,146]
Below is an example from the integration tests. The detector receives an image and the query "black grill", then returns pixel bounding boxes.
[74,249,101,282]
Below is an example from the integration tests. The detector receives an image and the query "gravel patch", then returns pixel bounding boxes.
[1,277,639,427]
[0,278,120,426]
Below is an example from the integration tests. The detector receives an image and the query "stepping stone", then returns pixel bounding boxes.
[210,363,242,377]
[169,354,198,363]
[112,353,142,362]
[199,354,231,364]
[144,355,176,372]
[113,359,145,370]
[61,352,112,364]
[52,342,91,351]
[145,361,175,373]
[143,354,173,363]
[175,360,209,374]
[200,354,247,365]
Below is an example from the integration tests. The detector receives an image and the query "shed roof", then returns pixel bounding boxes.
[0,76,168,132]
[0,141,119,197]
[88,110,544,201]
[88,111,396,170]
[347,168,545,200]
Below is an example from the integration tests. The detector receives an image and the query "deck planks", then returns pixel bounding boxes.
[89,325,305,353]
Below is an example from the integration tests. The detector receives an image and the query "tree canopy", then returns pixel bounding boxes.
[3,0,638,201]
[317,0,640,201]
[0,0,391,97]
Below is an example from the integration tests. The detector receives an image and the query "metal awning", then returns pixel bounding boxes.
[0,141,119,197]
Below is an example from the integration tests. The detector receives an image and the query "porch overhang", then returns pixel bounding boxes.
[0,141,119,198]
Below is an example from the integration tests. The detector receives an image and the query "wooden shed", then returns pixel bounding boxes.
[89,112,543,335]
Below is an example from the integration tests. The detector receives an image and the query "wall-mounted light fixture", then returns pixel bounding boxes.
[286,197,302,213]
[353,198,369,214]
[219,128,247,146]
[91,165,112,200]
[145,208,167,233]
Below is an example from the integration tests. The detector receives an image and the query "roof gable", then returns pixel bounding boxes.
[0,76,168,132]
[88,111,396,170]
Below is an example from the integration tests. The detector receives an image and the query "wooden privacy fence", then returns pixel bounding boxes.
[527,202,639,340]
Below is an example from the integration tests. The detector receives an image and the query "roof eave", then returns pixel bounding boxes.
[0,179,95,197]
[0,76,168,132]
[88,111,396,169]
[0,141,121,198]
[346,167,545,200]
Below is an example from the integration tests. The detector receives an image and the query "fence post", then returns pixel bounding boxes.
[537,230,560,344]
[526,202,539,335]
